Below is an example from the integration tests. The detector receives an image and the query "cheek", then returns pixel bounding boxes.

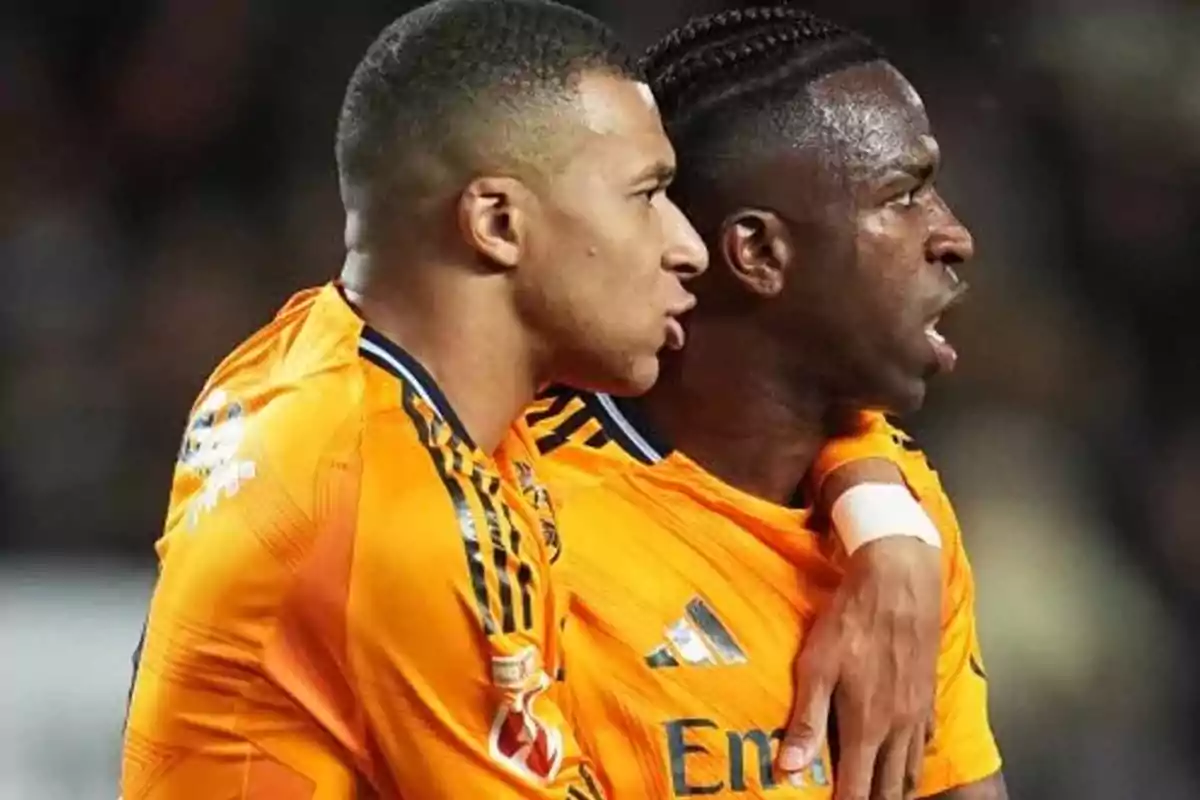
[566,239,652,328]
[597,207,666,289]
[856,212,905,265]
[544,195,672,324]
[855,217,923,302]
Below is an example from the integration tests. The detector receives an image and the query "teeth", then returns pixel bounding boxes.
[947,266,960,285]
[925,324,946,345]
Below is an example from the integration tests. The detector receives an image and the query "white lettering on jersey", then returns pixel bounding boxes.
[179,389,257,529]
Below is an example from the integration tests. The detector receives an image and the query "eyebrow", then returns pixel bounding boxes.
[900,159,935,182]
[879,153,936,184]
[631,161,676,187]
[895,136,942,182]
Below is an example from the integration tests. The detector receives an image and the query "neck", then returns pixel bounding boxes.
[639,317,830,506]
[341,250,537,454]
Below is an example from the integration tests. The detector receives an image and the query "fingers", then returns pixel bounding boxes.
[778,635,837,780]
[904,723,926,800]
[778,702,830,780]
[868,730,911,800]
[832,737,882,800]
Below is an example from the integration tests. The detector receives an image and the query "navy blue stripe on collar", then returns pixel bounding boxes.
[359,326,477,450]
[586,392,674,464]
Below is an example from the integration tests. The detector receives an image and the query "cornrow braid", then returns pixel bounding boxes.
[640,5,800,79]
[643,5,881,131]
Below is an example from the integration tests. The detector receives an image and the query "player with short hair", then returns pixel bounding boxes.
[529,7,1006,799]
[121,1,705,797]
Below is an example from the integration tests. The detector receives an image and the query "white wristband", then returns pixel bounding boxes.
[830,483,942,555]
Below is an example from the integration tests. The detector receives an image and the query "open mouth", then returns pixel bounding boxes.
[924,277,968,373]
[925,317,956,371]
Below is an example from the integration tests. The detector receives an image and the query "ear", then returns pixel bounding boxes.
[457,176,531,270]
[718,209,794,298]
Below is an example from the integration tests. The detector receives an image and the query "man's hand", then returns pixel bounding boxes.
[778,461,943,800]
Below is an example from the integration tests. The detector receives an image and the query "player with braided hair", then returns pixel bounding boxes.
[643,5,874,124]
[526,6,1006,800]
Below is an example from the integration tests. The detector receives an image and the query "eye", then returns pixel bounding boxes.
[893,188,918,208]
[640,187,662,204]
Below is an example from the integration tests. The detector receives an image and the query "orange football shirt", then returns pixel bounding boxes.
[122,286,605,799]
[525,389,1001,799]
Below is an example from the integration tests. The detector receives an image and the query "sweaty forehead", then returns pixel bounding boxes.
[807,62,931,177]
[571,72,673,164]
[577,72,664,137]
[525,70,673,189]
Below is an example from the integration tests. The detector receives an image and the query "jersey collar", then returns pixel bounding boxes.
[589,393,674,464]
[593,391,811,509]
[353,324,477,451]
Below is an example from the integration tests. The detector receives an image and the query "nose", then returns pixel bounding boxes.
[661,197,709,280]
[925,193,974,268]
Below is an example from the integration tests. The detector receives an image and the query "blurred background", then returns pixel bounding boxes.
[2,0,1198,797]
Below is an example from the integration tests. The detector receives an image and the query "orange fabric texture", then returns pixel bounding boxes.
[525,393,1001,798]
[123,286,604,800]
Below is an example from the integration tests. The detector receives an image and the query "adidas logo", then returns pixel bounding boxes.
[645,597,747,668]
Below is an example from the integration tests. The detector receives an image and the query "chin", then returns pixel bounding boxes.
[890,382,927,415]
[607,355,661,397]
[862,370,927,417]
[568,353,660,398]
[866,351,937,415]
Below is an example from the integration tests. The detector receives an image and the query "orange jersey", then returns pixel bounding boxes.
[525,389,1001,798]
[122,286,605,800]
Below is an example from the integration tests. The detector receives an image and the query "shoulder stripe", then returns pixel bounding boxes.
[534,405,595,455]
[583,428,610,449]
[398,382,535,638]
[501,503,536,626]
[360,330,477,449]
[526,390,573,426]
[468,464,518,634]
[360,338,435,407]
[399,384,497,635]
[578,765,607,800]
[528,387,664,464]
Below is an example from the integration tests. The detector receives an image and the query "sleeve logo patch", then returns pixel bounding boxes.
[487,671,564,783]
[179,389,257,529]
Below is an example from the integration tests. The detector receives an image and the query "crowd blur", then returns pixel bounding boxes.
[3,0,1198,797]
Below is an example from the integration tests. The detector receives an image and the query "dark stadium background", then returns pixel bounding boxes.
[3,0,1198,796]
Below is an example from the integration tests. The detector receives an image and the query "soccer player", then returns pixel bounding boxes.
[527,7,1006,799]
[120,1,706,797]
